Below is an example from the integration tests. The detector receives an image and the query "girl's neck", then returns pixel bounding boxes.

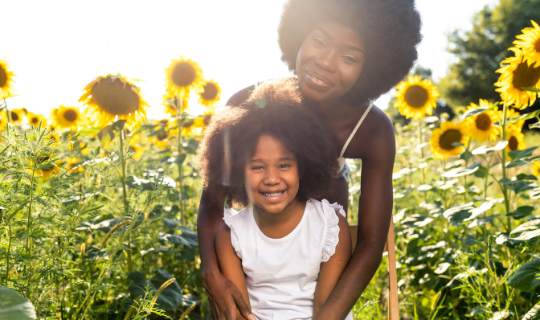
[253,199,307,239]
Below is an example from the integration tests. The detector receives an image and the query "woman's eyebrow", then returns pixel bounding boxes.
[316,27,332,39]
[279,157,295,161]
[344,44,365,53]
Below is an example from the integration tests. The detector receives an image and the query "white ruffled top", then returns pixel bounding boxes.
[223,198,352,320]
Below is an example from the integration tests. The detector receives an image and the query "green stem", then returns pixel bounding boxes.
[418,119,425,184]
[118,129,132,273]
[500,102,511,232]
[463,143,471,202]
[4,215,11,284]
[26,161,37,259]
[4,99,11,123]
[176,97,185,225]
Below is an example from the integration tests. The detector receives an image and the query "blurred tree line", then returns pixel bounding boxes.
[388,0,540,128]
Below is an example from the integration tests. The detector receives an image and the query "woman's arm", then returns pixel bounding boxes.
[313,211,352,314]
[314,113,395,320]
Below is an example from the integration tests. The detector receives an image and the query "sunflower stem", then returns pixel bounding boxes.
[500,102,511,232]
[3,99,11,123]
[176,97,186,225]
[118,128,132,273]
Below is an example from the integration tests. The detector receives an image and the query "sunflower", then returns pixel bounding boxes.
[128,144,146,159]
[463,100,501,143]
[496,48,540,110]
[149,119,173,150]
[10,108,25,124]
[26,112,47,128]
[505,125,526,153]
[34,155,61,180]
[429,121,468,159]
[79,75,148,128]
[0,58,16,99]
[394,75,439,119]
[164,56,205,100]
[532,161,540,177]
[66,157,84,174]
[514,20,540,65]
[198,80,221,108]
[53,105,85,130]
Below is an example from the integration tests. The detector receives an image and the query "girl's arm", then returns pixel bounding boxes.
[215,223,252,317]
[313,211,352,314]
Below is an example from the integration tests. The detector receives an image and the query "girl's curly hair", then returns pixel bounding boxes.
[278,0,422,104]
[198,78,338,207]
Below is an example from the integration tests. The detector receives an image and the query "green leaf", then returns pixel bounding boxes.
[532,188,540,200]
[442,164,480,178]
[522,87,540,93]
[517,173,538,181]
[472,141,508,155]
[78,127,101,136]
[508,258,540,292]
[443,203,474,224]
[507,206,535,219]
[0,286,37,320]
[510,220,540,241]
[498,178,514,185]
[463,107,489,119]
[158,232,198,248]
[530,121,540,130]
[507,160,530,169]
[508,110,540,124]
[522,303,540,320]
[151,270,183,312]
[508,146,538,161]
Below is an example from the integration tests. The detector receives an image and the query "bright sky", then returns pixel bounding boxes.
[2,0,499,119]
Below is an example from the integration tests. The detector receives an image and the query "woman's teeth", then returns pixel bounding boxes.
[262,191,284,197]
[311,76,327,85]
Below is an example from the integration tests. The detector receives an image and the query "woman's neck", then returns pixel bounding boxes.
[253,199,307,239]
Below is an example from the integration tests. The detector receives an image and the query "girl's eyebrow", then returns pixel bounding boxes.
[316,27,332,39]
[279,157,295,161]
[344,44,365,53]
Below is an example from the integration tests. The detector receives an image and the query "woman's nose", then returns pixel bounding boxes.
[314,49,337,73]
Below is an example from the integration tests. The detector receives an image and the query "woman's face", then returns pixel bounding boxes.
[296,19,365,103]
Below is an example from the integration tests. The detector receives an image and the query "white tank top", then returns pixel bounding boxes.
[337,101,374,173]
[223,199,353,320]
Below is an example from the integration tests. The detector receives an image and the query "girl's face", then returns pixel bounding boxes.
[296,19,365,103]
[245,134,300,214]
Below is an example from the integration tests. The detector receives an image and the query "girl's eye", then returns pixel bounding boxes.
[251,166,264,170]
[343,55,357,63]
[313,38,325,48]
[278,164,291,169]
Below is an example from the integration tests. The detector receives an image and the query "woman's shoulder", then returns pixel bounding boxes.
[348,102,395,159]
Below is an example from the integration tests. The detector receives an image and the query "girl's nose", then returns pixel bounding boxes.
[263,168,280,185]
[314,49,337,73]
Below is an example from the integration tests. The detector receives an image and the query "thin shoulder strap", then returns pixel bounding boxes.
[339,101,374,158]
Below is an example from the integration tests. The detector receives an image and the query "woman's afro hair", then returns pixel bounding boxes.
[198,78,338,207]
[278,0,422,104]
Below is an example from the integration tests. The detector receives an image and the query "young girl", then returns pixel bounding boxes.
[198,81,353,319]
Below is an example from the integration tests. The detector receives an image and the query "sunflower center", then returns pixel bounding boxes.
[91,77,140,115]
[535,38,540,53]
[11,111,19,122]
[439,129,462,150]
[0,66,7,88]
[172,62,197,88]
[404,85,429,108]
[512,61,540,90]
[183,119,195,128]
[508,136,519,151]
[64,109,78,122]
[157,133,168,141]
[201,83,218,100]
[475,113,492,131]
[31,116,39,124]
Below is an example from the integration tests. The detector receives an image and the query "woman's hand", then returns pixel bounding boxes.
[202,270,254,320]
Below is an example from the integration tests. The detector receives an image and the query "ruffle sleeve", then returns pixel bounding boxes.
[321,199,346,263]
[223,208,242,259]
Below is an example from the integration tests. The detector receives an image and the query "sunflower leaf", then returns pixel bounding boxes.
[529,121,540,130]
[509,110,540,123]
[522,87,540,93]
[508,258,540,292]
[0,285,37,320]
[507,206,535,219]
[78,127,101,136]
[508,146,538,161]
[472,141,508,155]
[510,220,540,241]
[463,107,489,119]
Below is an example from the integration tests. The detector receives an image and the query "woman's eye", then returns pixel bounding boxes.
[313,38,325,48]
[343,55,357,63]
[278,164,291,169]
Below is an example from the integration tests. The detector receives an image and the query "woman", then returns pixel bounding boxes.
[197,0,421,319]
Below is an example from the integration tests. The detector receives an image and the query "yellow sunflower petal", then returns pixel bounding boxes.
[495,47,540,110]
[429,121,469,159]
[164,56,205,100]
[532,161,540,177]
[394,75,439,120]
[505,125,526,153]
[0,58,16,100]
[463,100,501,143]
[514,20,540,65]
[26,112,47,128]
[9,108,25,124]
[79,75,148,129]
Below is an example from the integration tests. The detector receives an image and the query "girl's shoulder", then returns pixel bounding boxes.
[307,198,346,219]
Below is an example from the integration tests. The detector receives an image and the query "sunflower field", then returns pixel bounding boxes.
[1,19,540,320]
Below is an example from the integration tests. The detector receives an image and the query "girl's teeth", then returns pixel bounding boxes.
[263,192,284,197]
